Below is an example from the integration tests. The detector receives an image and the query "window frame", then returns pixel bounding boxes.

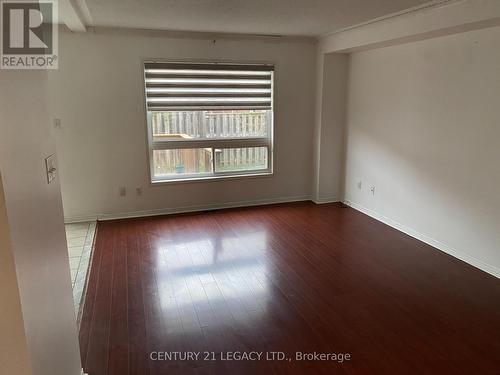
[143,60,275,184]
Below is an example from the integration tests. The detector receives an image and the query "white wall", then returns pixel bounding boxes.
[0,70,81,375]
[343,26,500,277]
[313,52,348,203]
[0,174,32,375]
[48,30,316,221]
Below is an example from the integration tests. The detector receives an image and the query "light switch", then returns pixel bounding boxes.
[45,154,57,184]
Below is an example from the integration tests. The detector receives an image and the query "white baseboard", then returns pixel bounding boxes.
[65,195,311,223]
[312,196,340,204]
[343,199,500,279]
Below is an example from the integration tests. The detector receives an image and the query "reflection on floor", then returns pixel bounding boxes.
[65,221,96,314]
[79,202,500,375]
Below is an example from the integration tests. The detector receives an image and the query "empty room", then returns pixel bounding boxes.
[1,0,500,374]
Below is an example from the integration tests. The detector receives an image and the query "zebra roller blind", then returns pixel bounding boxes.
[144,62,274,111]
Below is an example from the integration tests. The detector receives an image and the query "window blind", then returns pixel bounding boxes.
[144,62,274,111]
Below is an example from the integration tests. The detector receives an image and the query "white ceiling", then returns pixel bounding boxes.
[83,0,435,37]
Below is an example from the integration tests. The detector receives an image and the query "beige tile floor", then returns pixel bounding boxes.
[65,221,96,314]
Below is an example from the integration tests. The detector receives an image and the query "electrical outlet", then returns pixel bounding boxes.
[357,181,362,190]
[119,186,126,196]
[136,187,142,196]
[370,186,376,195]
[53,118,62,129]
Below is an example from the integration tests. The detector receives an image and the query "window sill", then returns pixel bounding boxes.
[150,171,273,186]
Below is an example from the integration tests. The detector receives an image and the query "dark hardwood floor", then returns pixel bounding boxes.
[79,202,500,375]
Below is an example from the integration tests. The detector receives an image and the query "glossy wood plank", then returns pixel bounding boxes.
[84,222,116,375]
[80,202,500,374]
[126,224,149,375]
[107,224,129,374]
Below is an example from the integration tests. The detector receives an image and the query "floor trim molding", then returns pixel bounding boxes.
[312,196,340,204]
[65,195,312,223]
[343,200,500,279]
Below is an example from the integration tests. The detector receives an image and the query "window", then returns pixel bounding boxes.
[143,61,274,183]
